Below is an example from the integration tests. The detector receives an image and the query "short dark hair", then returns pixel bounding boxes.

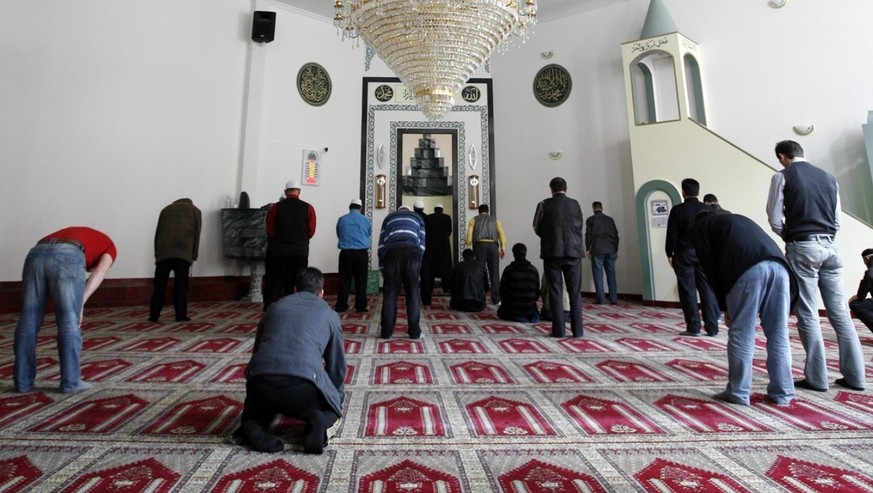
[462,248,475,260]
[681,178,700,197]
[549,177,567,193]
[478,204,489,214]
[703,193,718,204]
[295,267,324,294]
[350,203,362,211]
[775,140,804,159]
[512,243,527,259]
[863,248,873,258]
[592,201,603,210]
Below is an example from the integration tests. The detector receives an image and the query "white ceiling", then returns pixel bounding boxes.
[279,0,623,24]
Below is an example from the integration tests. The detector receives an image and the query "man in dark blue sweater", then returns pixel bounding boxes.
[693,212,796,406]
[766,140,865,392]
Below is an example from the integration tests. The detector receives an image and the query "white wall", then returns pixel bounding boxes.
[4,0,873,303]
[0,0,252,280]
[491,0,647,294]
[663,1,873,222]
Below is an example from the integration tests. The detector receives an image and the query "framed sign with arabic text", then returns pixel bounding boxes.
[533,64,572,108]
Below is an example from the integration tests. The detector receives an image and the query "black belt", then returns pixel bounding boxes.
[38,238,84,251]
[791,234,834,242]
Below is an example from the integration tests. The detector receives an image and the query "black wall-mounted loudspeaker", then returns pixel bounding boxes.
[251,11,276,43]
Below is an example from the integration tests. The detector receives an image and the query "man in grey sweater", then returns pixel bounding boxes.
[232,267,346,454]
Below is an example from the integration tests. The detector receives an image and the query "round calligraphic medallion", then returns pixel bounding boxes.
[374,84,394,102]
[297,62,331,106]
[461,86,481,103]
[533,64,572,107]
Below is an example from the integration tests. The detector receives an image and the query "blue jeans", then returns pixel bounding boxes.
[14,243,86,393]
[723,261,794,405]
[786,238,866,389]
[591,253,617,304]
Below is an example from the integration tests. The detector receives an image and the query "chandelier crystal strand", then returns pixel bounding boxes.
[335,0,537,120]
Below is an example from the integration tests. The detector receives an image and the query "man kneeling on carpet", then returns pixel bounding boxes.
[232,267,346,454]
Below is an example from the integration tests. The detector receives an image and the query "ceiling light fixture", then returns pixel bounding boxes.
[334,0,537,120]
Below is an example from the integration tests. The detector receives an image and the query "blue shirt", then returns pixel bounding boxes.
[336,209,372,250]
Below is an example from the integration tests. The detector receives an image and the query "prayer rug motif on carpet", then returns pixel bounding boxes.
[1,296,872,491]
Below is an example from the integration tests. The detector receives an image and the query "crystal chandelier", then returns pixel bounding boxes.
[334,0,537,120]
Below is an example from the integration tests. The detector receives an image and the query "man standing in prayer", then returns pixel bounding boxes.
[263,179,316,311]
[466,203,507,305]
[766,139,865,392]
[149,198,201,322]
[533,177,585,338]
[665,178,719,337]
[585,201,619,305]
[335,198,371,313]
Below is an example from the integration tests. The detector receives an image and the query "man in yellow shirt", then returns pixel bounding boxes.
[466,204,507,305]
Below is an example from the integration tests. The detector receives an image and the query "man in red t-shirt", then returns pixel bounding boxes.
[14,227,116,394]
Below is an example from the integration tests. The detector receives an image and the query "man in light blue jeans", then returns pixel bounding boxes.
[694,212,795,405]
[15,227,116,394]
[766,140,866,392]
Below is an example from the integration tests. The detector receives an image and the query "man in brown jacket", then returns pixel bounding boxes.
[149,198,202,322]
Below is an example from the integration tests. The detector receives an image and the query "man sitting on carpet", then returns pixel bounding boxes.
[497,243,541,323]
[232,267,346,454]
[450,249,489,312]
[848,248,873,334]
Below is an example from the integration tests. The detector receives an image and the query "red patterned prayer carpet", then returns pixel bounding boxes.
[1,296,873,491]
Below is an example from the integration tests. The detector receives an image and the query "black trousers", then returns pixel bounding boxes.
[544,257,584,337]
[380,247,422,339]
[850,298,873,333]
[473,242,501,303]
[241,375,339,451]
[263,255,308,311]
[336,249,368,311]
[149,259,191,321]
[672,248,719,335]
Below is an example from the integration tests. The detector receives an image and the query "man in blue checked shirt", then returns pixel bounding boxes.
[378,205,426,339]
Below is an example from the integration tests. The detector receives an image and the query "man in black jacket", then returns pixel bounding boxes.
[450,249,488,312]
[693,212,795,406]
[533,177,585,337]
[849,248,873,333]
[585,201,619,305]
[498,243,540,322]
[666,178,719,337]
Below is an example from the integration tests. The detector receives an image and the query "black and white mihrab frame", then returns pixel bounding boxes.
[359,77,496,261]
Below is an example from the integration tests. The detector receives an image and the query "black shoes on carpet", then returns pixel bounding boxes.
[835,377,865,391]
[794,378,865,392]
[794,379,827,392]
